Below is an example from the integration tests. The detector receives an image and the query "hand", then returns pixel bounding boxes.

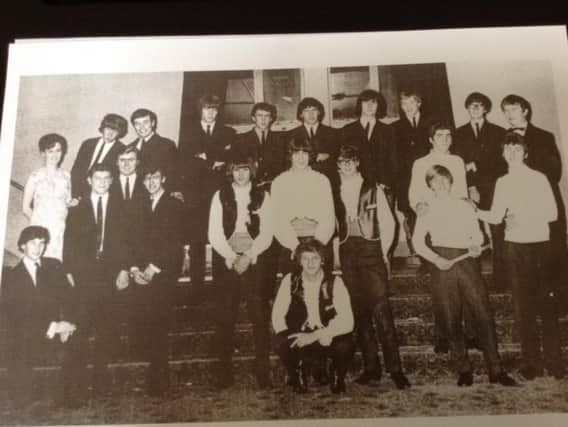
[233,254,252,275]
[316,153,330,162]
[195,152,207,160]
[468,245,482,258]
[142,265,157,282]
[133,270,150,285]
[466,162,478,173]
[416,202,430,217]
[59,321,77,343]
[212,161,225,170]
[289,332,319,349]
[317,329,333,347]
[171,192,184,202]
[505,212,517,231]
[434,256,454,271]
[67,198,80,208]
[115,270,130,290]
[468,186,481,204]
[66,273,75,287]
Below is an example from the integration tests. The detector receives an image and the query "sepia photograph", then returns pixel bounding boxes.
[1,27,568,426]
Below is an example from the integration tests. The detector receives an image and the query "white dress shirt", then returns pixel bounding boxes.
[271,272,354,341]
[135,133,154,151]
[90,192,109,251]
[359,117,376,139]
[120,174,136,199]
[88,138,115,169]
[477,164,557,243]
[303,122,319,137]
[201,121,216,134]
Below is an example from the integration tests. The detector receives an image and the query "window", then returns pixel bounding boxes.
[262,69,302,128]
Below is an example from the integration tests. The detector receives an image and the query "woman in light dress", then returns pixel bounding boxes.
[22,134,78,260]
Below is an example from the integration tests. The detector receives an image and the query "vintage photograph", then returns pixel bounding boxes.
[0,28,568,426]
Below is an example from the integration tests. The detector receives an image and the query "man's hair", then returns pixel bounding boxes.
[425,164,453,189]
[18,225,50,250]
[293,238,327,267]
[118,144,140,159]
[429,121,454,139]
[501,94,532,122]
[141,163,166,179]
[130,108,158,129]
[286,136,314,169]
[337,144,360,162]
[296,97,325,122]
[464,92,492,112]
[38,133,68,158]
[251,102,277,119]
[399,90,423,104]
[355,89,387,119]
[227,152,257,181]
[502,130,529,153]
[199,94,222,110]
[88,163,114,178]
[98,113,128,139]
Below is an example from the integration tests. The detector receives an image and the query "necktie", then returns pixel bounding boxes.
[475,122,480,139]
[33,262,40,286]
[364,122,371,140]
[206,125,211,137]
[90,142,106,169]
[261,130,266,145]
[124,177,130,200]
[412,117,417,129]
[96,196,103,250]
[310,127,315,140]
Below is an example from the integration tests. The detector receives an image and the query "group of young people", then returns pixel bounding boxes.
[1,88,565,408]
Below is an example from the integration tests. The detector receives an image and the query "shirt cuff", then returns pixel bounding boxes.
[148,263,162,274]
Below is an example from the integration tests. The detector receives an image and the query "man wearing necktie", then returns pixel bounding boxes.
[1,226,76,408]
[453,92,507,291]
[71,113,128,199]
[500,94,566,309]
[63,164,131,402]
[178,95,236,300]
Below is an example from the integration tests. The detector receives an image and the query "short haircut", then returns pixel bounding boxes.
[18,225,50,250]
[297,97,325,122]
[501,94,533,122]
[117,144,140,159]
[251,102,277,119]
[464,92,492,112]
[502,130,529,154]
[399,90,423,104]
[429,121,454,139]
[227,153,257,181]
[141,163,166,179]
[286,136,314,169]
[98,113,128,139]
[38,133,68,158]
[355,89,387,119]
[425,164,453,189]
[293,238,327,266]
[337,144,360,162]
[88,162,114,178]
[199,94,222,109]
[130,108,158,128]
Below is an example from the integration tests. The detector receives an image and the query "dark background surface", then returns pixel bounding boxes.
[0,0,566,128]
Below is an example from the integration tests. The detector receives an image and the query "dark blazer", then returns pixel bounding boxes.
[71,137,124,198]
[110,174,150,247]
[127,133,179,191]
[452,120,507,209]
[232,128,287,187]
[341,119,398,190]
[287,123,339,177]
[392,115,434,211]
[63,193,130,288]
[522,123,562,185]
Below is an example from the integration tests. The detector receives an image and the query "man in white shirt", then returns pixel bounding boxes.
[208,154,273,389]
[271,240,354,394]
[475,132,565,380]
[413,164,517,387]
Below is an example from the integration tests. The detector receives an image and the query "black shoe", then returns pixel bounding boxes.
[489,372,518,387]
[330,376,346,394]
[457,371,474,387]
[465,336,482,351]
[354,370,382,385]
[391,372,411,389]
[433,340,449,354]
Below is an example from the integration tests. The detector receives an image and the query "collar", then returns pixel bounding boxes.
[341,172,363,185]
[201,121,216,132]
[360,116,376,127]
[232,182,252,194]
[470,118,485,127]
[121,173,136,183]
[151,188,165,204]
[90,192,109,203]
[304,123,319,133]
[254,127,269,141]
[23,256,41,272]
[99,137,115,146]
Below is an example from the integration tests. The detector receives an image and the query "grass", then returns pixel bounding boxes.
[2,374,568,425]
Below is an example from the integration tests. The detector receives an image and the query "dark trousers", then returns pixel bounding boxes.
[275,330,355,381]
[212,253,271,379]
[503,241,563,372]
[340,237,403,374]
[431,247,503,377]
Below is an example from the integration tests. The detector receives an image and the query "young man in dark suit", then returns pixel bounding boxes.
[111,145,149,214]
[1,226,76,408]
[128,108,181,198]
[123,164,184,396]
[341,90,398,200]
[63,163,131,400]
[178,95,236,299]
[71,113,128,198]
[453,92,507,290]
[287,97,339,181]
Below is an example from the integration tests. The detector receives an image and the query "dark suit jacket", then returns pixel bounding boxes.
[392,115,434,211]
[232,128,287,188]
[522,123,562,185]
[127,133,179,191]
[452,120,507,209]
[70,137,124,198]
[110,174,150,247]
[63,193,130,288]
[287,123,339,177]
[341,119,398,189]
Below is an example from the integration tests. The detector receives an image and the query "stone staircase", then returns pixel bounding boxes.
[1,257,567,393]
